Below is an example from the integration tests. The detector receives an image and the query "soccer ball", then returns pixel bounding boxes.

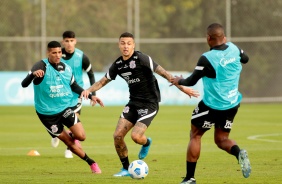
[128,160,149,179]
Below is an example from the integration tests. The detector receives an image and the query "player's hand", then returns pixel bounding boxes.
[181,87,200,98]
[90,96,104,107]
[170,75,184,86]
[80,90,90,100]
[33,70,45,78]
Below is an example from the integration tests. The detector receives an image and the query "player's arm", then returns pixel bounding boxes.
[21,61,46,87]
[155,65,199,98]
[238,47,249,64]
[171,56,214,86]
[70,76,104,107]
[82,54,96,95]
[87,76,111,93]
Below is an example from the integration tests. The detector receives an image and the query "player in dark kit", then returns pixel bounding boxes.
[21,41,104,173]
[87,32,200,177]
[170,23,251,184]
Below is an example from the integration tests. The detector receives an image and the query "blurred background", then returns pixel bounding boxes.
[0,0,281,105]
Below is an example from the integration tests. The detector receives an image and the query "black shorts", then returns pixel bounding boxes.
[71,98,82,115]
[36,108,80,138]
[121,100,159,127]
[191,100,240,132]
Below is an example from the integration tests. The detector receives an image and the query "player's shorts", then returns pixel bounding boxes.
[36,108,80,138]
[121,100,159,127]
[191,100,240,132]
[71,98,82,115]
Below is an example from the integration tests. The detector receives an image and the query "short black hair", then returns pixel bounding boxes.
[119,32,134,39]
[62,31,75,39]
[47,41,61,49]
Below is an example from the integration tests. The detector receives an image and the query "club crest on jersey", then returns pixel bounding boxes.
[129,61,136,69]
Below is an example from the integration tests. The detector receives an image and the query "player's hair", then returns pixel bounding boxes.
[119,32,134,39]
[62,30,75,39]
[47,41,61,49]
[207,23,225,40]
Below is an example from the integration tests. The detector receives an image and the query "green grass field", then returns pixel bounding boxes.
[0,104,281,184]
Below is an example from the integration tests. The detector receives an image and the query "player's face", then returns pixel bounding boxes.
[47,47,62,64]
[119,37,135,60]
[62,38,76,53]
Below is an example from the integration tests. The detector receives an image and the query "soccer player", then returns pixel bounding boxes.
[51,30,96,159]
[86,32,200,177]
[170,23,251,184]
[21,41,103,173]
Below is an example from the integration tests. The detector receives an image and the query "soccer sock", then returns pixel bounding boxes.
[120,157,130,170]
[186,161,197,180]
[143,138,150,147]
[83,153,95,165]
[230,145,241,160]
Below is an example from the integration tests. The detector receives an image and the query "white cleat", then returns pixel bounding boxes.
[65,149,73,158]
[51,137,59,148]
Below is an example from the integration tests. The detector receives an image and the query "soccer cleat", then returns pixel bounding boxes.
[113,168,130,177]
[90,163,102,174]
[138,137,152,160]
[238,149,251,178]
[65,149,73,158]
[51,137,59,148]
[180,178,196,184]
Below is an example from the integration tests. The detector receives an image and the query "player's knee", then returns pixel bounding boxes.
[131,133,141,144]
[75,133,86,141]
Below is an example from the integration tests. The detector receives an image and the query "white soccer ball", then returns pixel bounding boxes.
[128,160,149,179]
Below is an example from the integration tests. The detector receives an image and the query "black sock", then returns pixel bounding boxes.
[83,153,95,165]
[120,157,130,170]
[185,161,197,180]
[230,145,241,160]
[143,138,150,147]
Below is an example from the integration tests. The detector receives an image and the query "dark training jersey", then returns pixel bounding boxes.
[106,51,161,103]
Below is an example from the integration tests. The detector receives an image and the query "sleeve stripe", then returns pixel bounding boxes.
[106,72,111,80]
[71,75,75,84]
[85,64,92,72]
[148,56,154,71]
[195,66,204,70]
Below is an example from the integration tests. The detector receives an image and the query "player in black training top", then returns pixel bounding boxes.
[87,32,200,177]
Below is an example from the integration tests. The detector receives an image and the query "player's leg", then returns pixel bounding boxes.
[63,100,83,158]
[113,117,134,177]
[214,105,251,178]
[181,101,209,184]
[132,101,158,160]
[61,108,101,174]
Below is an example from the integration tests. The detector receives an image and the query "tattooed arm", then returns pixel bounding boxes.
[155,65,200,98]
[87,76,111,93]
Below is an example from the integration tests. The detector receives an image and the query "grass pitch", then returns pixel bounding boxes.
[0,104,281,184]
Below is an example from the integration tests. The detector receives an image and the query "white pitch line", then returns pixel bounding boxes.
[247,133,282,143]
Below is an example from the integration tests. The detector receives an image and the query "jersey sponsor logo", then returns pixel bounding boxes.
[137,109,148,116]
[224,120,233,129]
[121,72,132,77]
[129,60,136,69]
[127,78,140,84]
[202,121,214,128]
[133,56,138,59]
[116,60,122,64]
[220,57,236,67]
[51,125,58,133]
[49,85,71,98]
[228,88,238,98]
[123,106,130,113]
